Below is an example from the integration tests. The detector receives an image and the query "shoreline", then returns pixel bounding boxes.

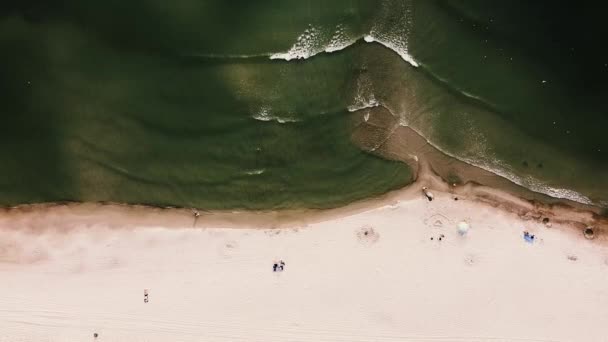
[1,103,606,237]
[1,109,606,243]
[1,142,606,243]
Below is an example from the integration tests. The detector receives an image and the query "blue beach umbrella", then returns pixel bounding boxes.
[457,221,469,236]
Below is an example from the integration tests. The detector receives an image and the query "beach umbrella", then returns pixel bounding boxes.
[457,221,470,236]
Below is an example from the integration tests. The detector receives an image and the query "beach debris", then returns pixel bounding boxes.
[584,227,595,240]
[144,289,149,303]
[457,221,470,236]
[567,255,578,261]
[94,332,99,339]
[357,226,380,244]
[422,187,434,201]
[192,209,201,227]
[273,260,286,272]
[464,254,476,265]
[264,229,282,236]
[523,231,536,243]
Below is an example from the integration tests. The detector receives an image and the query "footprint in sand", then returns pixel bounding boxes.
[357,226,380,245]
[464,254,476,266]
[423,213,451,229]
[264,229,281,237]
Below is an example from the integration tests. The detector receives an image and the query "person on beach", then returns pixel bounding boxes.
[273,261,285,272]
[523,231,535,243]
[422,187,434,201]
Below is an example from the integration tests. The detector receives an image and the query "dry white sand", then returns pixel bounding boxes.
[1,192,607,342]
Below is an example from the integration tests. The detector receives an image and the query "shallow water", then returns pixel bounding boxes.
[0,1,606,208]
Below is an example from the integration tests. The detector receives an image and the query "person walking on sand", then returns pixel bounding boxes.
[422,187,434,201]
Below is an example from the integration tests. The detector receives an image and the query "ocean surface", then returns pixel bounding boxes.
[1,0,607,209]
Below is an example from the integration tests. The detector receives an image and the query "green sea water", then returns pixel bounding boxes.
[1,1,607,209]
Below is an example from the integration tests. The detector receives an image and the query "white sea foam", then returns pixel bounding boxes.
[190,3,420,68]
[401,123,594,205]
[367,0,419,67]
[270,11,419,68]
[347,81,590,204]
[364,35,419,67]
[347,98,379,113]
[270,24,357,61]
[272,34,419,67]
[266,4,594,205]
[363,35,375,43]
[325,24,358,53]
[244,169,265,175]
[252,106,298,124]
[482,159,593,205]
[270,25,324,61]
[348,71,380,113]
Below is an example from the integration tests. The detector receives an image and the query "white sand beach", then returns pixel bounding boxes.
[1,188,607,342]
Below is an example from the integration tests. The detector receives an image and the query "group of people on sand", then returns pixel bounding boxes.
[523,231,536,243]
[273,260,286,272]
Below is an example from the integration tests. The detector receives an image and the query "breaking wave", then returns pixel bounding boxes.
[362,35,419,67]
[270,0,418,67]
[410,125,595,205]
[470,156,593,205]
[270,33,418,68]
